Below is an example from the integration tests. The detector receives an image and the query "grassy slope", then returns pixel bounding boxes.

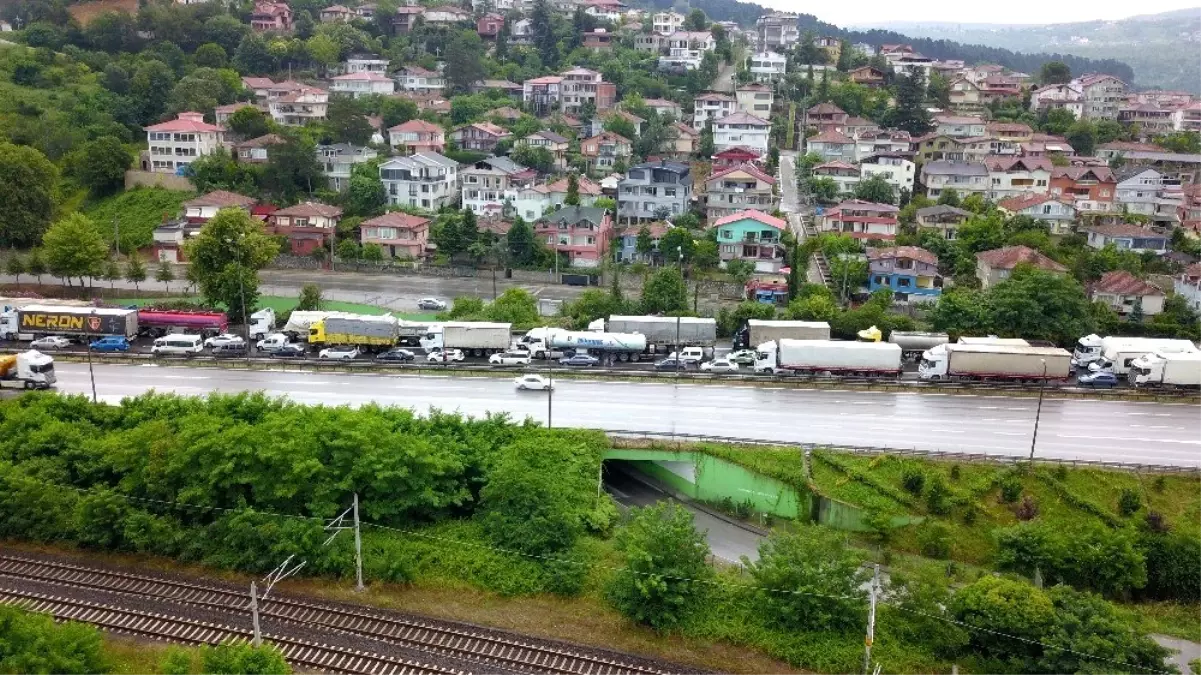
[84,188,194,253]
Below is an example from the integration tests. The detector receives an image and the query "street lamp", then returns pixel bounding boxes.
[86,310,97,404]
[675,245,683,376]
[1029,358,1047,461]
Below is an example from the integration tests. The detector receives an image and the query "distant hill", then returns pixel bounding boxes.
[634,0,1136,84]
[857,9,1201,92]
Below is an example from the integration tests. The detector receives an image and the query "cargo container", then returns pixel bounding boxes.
[754,339,903,376]
[420,322,511,356]
[1129,351,1201,388]
[137,309,228,338]
[309,315,398,351]
[281,311,335,341]
[734,320,831,350]
[919,344,1071,381]
[14,305,138,339]
[601,315,717,353]
[1087,339,1198,375]
[888,331,949,361]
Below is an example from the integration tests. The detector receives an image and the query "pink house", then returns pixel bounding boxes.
[535,205,612,268]
[360,211,432,259]
[251,1,293,32]
[388,119,445,154]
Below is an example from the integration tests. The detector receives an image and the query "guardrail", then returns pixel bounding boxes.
[29,349,1201,402]
[608,430,1201,476]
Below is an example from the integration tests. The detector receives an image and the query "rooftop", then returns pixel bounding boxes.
[865,246,938,266]
[1083,223,1168,239]
[362,211,431,230]
[273,202,343,218]
[184,190,255,209]
[1091,270,1163,297]
[976,245,1067,272]
[712,209,787,230]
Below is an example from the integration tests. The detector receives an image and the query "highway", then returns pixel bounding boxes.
[48,363,1201,467]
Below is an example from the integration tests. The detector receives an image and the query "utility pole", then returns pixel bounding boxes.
[1029,359,1048,461]
[546,370,553,428]
[676,246,683,376]
[249,581,263,647]
[862,563,879,675]
[352,492,364,592]
[87,310,97,404]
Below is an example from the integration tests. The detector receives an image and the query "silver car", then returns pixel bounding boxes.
[30,336,72,350]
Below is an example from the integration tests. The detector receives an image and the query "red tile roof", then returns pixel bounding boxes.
[986,121,1033,135]
[866,246,938,266]
[997,193,1074,212]
[1091,270,1163,297]
[976,245,1067,272]
[272,202,343,218]
[235,133,285,148]
[1052,166,1115,182]
[145,112,223,133]
[712,209,787,230]
[813,160,857,172]
[707,163,776,185]
[809,130,854,144]
[389,119,442,133]
[807,102,847,115]
[983,156,1053,172]
[362,211,431,230]
[544,175,602,196]
[184,190,256,208]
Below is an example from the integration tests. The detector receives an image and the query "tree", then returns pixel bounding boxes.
[0,606,109,675]
[885,72,933,136]
[506,218,537,267]
[77,136,131,197]
[511,145,554,175]
[195,43,228,69]
[155,261,175,287]
[345,162,387,217]
[809,176,841,203]
[0,141,58,248]
[989,267,1095,346]
[927,72,951,109]
[564,173,581,206]
[124,254,147,292]
[697,120,715,157]
[635,225,655,261]
[42,213,108,286]
[853,174,896,205]
[102,259,121,289]
[684,8,708,30]
[640,266,688,314]
[445,31,487,95]
[1039,61,1071,85]
[659,228,694,263]
[234,33,277,75]
[1041,108,1076,135]
[531,0,558,68]
[1065,121,1096,157]
[5,255,25,285]
[480,436,590,556]
[228,106,272,140]
[26,249,47,284]
[182,208,280,323]
[379,97,419,129]
[130,59,177,125]
[606,503,711,630]
[725,258,755,288]
[325,98,374,146]
[201,641,290,675]
[485,288,539,325]
[361,243,384,261]
[297,283,322,311]
[749,528,867,632]
[263,137,325,203]
[937,188,961,207]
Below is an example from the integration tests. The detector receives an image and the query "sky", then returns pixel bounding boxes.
[753,0,1201,28]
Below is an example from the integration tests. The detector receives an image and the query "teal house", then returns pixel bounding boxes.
[713,209,788,273]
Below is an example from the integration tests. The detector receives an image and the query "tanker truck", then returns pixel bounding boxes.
[919,343,1071,382]
[753,339,902,377]
[0,350,55,389]
[733,320,830,350]
[137,309,228,339]
[524,328,648,361]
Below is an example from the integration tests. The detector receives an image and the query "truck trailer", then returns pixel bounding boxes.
[754,339,903,376]
[1087,339,1198,375]
[309,315,398,351]
[421,322,512,356]
[919,344,1071,382]
[734,320,831,350]
[137,309,228,338]
[888,331,949,361]
[598,315,718,353]
[526,329,648,361]
[1071,335,1196,368]
[1128,351,1201,388]
[0,350,55,389]
[14,305,138,339]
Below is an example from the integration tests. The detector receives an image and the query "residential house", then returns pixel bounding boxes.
[422,5,469,23]
[657,30,715,71]
[1115,167,1180,225]
[807,102,848,134]
[509,17,532,44]
[233,133,284,164]
[812,161,860,195]
[214,102,264,125]
[713,146,763,170]
[523,76,563,117]
[1095,141,1165,162]
[470,0,514,11]
[865,246,942,301]
[735,83,773,117]
[486,106,525,123]
[854,129,911,159]
[670,122,699,157]
[962,64,1004,83]
[359,211,432,259]
[1089,270,1166,316]
[319,4,352,22]
[1050,165,1116,214]
[806,130,857,163]
[582,0,625,22]
[330,71,394,98]
[816,36,841,63]
[395,66,444,94]
[883,47,934,79]
[379,152,460,210]
[143,112,225,174]
[947,77,983,114]
[477,156,537,187]
[617,161,692,222]
[747,51,787,83]
[506,175,602,221]
[251,1,292,31]
[343,55,389,75]
[614,220,669,262]
[477,13,503,38]
[704,163,777,220]
[859,154,915,194]
[984,156,1052,201]
[1029,83,1084,118]
[843,116,878,139]
[580,132,632,173]
[241,76,276,101]
[978,75,1022,105]
[535,206,613,268]
[583,29,614,50]
[450,122,510,153]
[1174,263,1201,311]
[516,130,570,171]
[461,166,515,217]
[934,114,987,138]
[848,66,886,88]
[1074,74,1127,120]
[652,11,684,33]
[1084,223,1169,254]
[268,86,328,125]
[388,119,445,155]
[150,191,255,262]
[693,92,737,129]
[1020,138,1076,158]
[355,2,376,17]
[1173,101,1201,133]
[986,121,1034,155]
[756,12,798,50]
[560,68,616,115]
[712,209,787,272]
[473,80,523,99]
[821,200,899,239]
[713,112,770,158]
[391,5,423,34]
[642,98,684,120]
[915,204,970,240]
[266,202,342,256]
[975,245,1067,288]
[996,193,1077,234]
[1180,183,1201,233]
[316,143,378,191]
[921,161,989,199]
[913,133,990,163]
[1112,150,1201,186]
[182,190,255,221]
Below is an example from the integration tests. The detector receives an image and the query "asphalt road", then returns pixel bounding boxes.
[50,363,1201,467]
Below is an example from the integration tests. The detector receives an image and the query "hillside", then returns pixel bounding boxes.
[859,9,1201,92]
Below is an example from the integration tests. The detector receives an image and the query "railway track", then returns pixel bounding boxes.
[0,553,675,675]
[0,587,455,675]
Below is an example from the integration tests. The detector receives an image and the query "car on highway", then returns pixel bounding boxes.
[30,336,72,350]
[269,344,307,359]
[666,347,705,364]
[514,374,553,391]
[211,342,249,357]
[559,353,599,367]
[89,336,130,352]
[489,351,532,366]
[728,349,757,366]
[319,345,360,360]
[205,333,246,348]
[701,358,739,373]
[417,298,447,311]
[375,347,415,362]
[427,348,465,363]
[653,357,691,371]
[1077,371,1119,388]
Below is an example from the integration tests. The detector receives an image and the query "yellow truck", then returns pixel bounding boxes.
[308,314,398,352]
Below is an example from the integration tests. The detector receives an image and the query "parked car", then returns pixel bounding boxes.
[269,344,307,359]
[559,354,599,367]
[490,351,532,366]
[30,336,71,350]
[427,348,465,363]
[417,298,447,311]
[653,357,690,371]
[204,333,246,348]
[728,349,757,366]
[514,374,553,391]
[89,336,130,352]
[701,358,739,373]
[1077,371,1119,388]
[319,345,360,360]
[375,348,415,362]
[211,342,249,357]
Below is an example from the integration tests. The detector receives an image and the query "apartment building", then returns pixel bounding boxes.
[523,76,563,117]
[144,112,225,174]
[268,86,329,126]
[747,51,787,83]
[704,163,777,221]
[693,92,737,129]
[617,161,692,222]
[580,131,632,173]
[559,68,616,115]
[1075,74,1128,121]
[395,66,445,94]
[735,83,773,117]
[756,12,798,50]
[379,152,460,210]
[315,143,378,191]
[713,112,770,158]
[921,161,989,199]
[713,209,787,273]
[859,154,915,194]
[535,206,612,268]
[984,156,1052,201]
[1050,165,1117,214]
[329,71,395,98]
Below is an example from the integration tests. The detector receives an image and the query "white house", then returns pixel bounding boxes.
[396,66,445,94]
[268,86,329,126]
[652,11,684,33]
[1090,270,1166,316]
[1174,263,1201,312]
[379,152,460,210]
[343,55,389,75]
[984,156,1052,201]
[693,92,737,129]
[934,115,987,138]
[747,51,786,83]
[143,112,225,174]
[997,193,1077,234]
[329,72,395,98]
[860,154,915,194]
[713,112,770,158]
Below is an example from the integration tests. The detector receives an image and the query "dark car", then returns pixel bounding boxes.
[653,357,690,371]
[211,342,249,357]
[559,354,599,367]
[269,344,307,359]
[1077,371,1119,388]
[376,347,415,362]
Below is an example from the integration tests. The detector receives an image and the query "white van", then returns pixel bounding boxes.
[152,334,204,356]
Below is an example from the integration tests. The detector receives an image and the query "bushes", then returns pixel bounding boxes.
[1117,488,1142,517]
[748,527,867,633]
[994,522,1147,597]
[901,466,926,495]
[917,521,952,559]
[1137,531,1201,603]
[607,503,711,630]
[0,605,108,675]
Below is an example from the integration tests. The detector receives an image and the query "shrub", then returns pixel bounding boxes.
[961,503,980,525]
[1015,494,1039,521]
[1143,511,1168,533]
[901,466,926,495]
[749,527,867,633]
[202,641,290,674]
[999,474,1023,503]
[925,476,952,516]
[1053,464,1068,481]
[0,605,109,674]
[1138,531,1201,603]
[995,522,1147,597]
[1152,475,1167,493]
[949,464,961,480]
[917,521,952,559]
[1117,488,1142,517]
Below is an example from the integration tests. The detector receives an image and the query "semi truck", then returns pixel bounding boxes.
[919,344,1071,382]
[1086,339,1198,375]
[591,316,718,354]
[0,350,55,389]
[249,308,276,340]
[13,305,138,340]
[733,320,830,350]
[888,331,949,362]
[309,315,398,352]
[420,322,512,357]
[137,309,228,338]
[524,328,649,361]
[753,339,903,376]
[1071,334,1197,367]
[1128,351,1201,388]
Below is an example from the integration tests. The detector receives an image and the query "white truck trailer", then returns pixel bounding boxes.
[1128,351,1201,388]
[597,315,718,354]
[733,320,831,350]
[919,344,1071,382]
[1087,339,1198,375]
[421,322,512,357]
[1072,334,1197,368]
[754,339,903,376]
